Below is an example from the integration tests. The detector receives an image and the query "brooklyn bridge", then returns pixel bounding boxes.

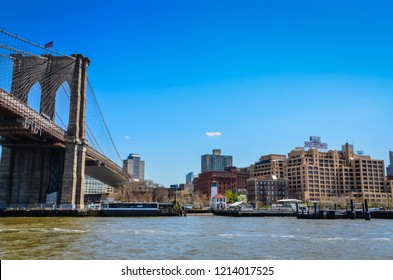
[0,29,131,209]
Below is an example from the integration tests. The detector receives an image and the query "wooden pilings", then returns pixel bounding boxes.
[297,199,374,220]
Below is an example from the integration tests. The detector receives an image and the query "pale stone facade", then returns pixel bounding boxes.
[250,144,389,206]
[250,154,286,178]
[286,144,388,205]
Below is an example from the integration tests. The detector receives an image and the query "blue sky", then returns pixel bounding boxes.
[1,0,393,187]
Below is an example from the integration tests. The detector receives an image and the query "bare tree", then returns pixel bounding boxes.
[192,191,209,209]
[110,180,169,202]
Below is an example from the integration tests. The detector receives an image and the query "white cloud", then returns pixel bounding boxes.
[124,135,130,140]
[205,131,223,137]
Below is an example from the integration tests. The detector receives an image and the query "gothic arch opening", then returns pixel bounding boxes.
[27,82,42,113]
[54,81,70,130]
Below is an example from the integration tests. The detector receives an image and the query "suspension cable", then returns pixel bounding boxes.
[87,78,123,165]
[0,29,74,58]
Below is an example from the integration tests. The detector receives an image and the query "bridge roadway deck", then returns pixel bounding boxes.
[0,88,130,186]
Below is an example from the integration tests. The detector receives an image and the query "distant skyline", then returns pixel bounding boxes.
[1,0,393,187]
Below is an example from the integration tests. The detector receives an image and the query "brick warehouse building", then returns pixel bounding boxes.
[247,176,289,207]
[193,167,250,197]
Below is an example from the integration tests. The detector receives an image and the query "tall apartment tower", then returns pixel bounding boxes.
[201,149,233,172]
[390,151,393,165]
[123,153,145,181]
[186,172,194,184]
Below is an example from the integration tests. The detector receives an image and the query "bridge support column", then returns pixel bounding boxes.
[75,144,86,208]
[58,54,89,210]
[0,147,12,208]
[60,142,86,209]
[9,148,42,206]
[0,145,63,208]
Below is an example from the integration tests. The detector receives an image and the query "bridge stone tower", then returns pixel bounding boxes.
[0,54,90,209]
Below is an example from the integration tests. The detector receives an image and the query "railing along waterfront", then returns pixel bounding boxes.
[212,208,297,217]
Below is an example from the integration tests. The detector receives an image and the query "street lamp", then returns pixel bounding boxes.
[174,185,178,205]
[344,186,351,209]
[355,189,361,202]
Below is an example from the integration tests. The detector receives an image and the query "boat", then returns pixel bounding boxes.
[99,202,171,216]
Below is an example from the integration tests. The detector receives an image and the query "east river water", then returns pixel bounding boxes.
[1,215,393,260]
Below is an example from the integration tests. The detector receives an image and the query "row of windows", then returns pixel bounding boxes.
[255,181,287,185]
[307,194,387,203]
[256,191,286,195]
[355,161,383,166]
[255,186,287,191]
[287,174,384,181]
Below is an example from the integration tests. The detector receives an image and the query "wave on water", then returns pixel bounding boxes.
[325,237,345,241]
[219,233,248,238]
[308,237,345,242]
[370,238,390,241]
[279,235,295,239]
[269,234,295,238]
[51,228,86,233]
[0,228,22,233]
[0,227,85,234]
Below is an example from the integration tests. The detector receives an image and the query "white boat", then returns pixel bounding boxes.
[99,202,177,216]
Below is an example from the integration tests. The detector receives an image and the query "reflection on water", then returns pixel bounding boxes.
[1,216,392,260]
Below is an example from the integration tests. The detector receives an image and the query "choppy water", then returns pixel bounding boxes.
[1,215,393,260]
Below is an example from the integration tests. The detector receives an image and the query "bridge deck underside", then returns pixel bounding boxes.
[85,164,128,187]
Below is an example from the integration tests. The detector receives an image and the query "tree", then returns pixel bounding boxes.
[145,180,168,202]
[152,187,169,203]
[224,190,238,203]
[109,180,168,202]
[173,190,192,205]
[237,194,248,203]
[191,191,209,209]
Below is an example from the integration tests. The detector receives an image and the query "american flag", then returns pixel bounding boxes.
[44,41,53,48]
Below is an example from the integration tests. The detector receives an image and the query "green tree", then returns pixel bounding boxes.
[237,194,248,203]
[224,189,238,203]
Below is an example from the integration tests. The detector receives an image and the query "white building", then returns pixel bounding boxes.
[85,175,113,194]
[209,180,227,210]
[211,194,227,210]
[228,201,253,210]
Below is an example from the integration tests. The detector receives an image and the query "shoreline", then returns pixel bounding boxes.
[1,208,392,219]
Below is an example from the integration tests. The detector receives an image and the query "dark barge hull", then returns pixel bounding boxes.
[0,209,181,217]
[212,210,296,217]
[0,209,95,217]
[98,210,179,217]
[297,210,393,219]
